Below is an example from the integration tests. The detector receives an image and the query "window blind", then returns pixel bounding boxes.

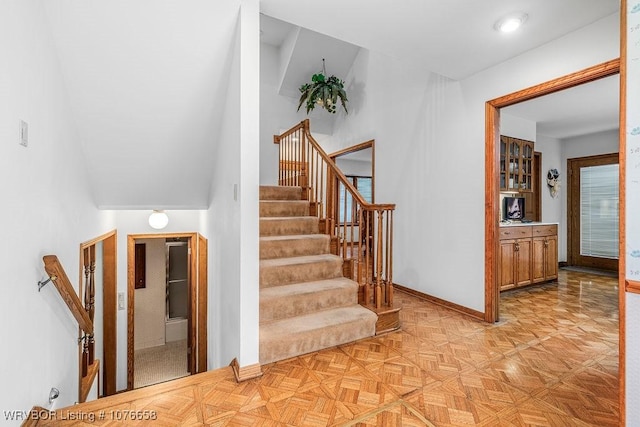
[580,164,619,259]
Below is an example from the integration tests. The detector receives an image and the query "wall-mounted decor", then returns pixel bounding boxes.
[297,59,348,114]
[547,168,560,198]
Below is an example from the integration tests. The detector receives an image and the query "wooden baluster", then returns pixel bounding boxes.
[375,210,384,309]
[365,209,371,305]
[82,248,91,374]
[386,211,394,307]
[82,335,88,377]
[88,245,96,365]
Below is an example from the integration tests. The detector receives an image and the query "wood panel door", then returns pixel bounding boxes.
[567,153,619,271]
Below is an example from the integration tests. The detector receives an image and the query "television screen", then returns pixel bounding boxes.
[504,197,525,220]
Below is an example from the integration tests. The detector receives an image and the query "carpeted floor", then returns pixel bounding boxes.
[134,339,189,388]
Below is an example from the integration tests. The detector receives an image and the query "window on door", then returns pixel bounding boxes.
[338,176,372,223]
[580,163,619,259]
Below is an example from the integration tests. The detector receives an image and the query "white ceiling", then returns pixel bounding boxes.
[41,1,620,209]
[260,0,619,81]
[503,74,620,139]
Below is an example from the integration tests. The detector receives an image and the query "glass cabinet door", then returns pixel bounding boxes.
[499,136,534,192]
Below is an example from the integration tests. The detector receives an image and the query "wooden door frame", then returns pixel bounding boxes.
[329,140,375,203]
[126,232,208,390]
[79,230,117,399]
[533,151,542,222]
[567,153,620,271]
[485,58,620,323]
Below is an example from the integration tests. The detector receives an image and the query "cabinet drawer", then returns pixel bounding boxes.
[532,224,557,237]
[499,227,532,240]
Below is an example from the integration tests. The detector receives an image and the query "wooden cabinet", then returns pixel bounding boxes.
[500,136,534,192]
[499,224,557,291]
[498,227,532,291]
[532,225,558,283]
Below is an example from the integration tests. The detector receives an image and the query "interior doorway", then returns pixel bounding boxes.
[126,232,208,390]
[484,59,620,323]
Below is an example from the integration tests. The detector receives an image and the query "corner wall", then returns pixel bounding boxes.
[206,0,261,370]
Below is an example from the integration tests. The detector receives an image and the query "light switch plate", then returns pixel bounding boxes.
[19,120,28,147]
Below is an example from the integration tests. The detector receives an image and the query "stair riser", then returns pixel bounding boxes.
[259,313,376,365]
[260,237,329,260]
[260,201,309,217]
[260,218,318,236]
[260,259,342,288]
[260,286,357,323]
[259,186,301,201]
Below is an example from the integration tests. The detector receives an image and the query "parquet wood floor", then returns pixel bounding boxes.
[43,270,618,426]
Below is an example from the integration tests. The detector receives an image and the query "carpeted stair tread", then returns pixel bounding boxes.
[260,234,330,259]
[260,200,310,217]
[260,185,302,201]
[260,278,358,323]
[259,305,377,364]
[260,254,343,288]
[260,216,318,236]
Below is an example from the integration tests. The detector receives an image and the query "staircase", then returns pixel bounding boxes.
[259,185,377,365]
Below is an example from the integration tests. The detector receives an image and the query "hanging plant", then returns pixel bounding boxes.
[297,59,348,114]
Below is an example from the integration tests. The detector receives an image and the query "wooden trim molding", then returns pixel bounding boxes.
[394,284,484,321]
[619,1,628,424]
[627,280,640,294]
[77,231,117,399]
[230,358,263,382]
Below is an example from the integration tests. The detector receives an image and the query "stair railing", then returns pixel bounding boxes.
[42,255,97,399]
[274,119,396,310]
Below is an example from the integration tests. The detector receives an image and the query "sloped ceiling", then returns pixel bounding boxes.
[44,0,240,208]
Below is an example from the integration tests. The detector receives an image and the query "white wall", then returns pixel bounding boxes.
[0,0,113,420]
[335,158,372,177]
[260,43,303,185]
[535,135,564,256]
[326,13,619,313]
[501,113,537,142]
[134,238,166,350]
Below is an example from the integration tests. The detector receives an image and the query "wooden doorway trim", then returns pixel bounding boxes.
[79,230,117,398]
[484,58,619,324]
[329,140,375,202]
[126,232,208,390]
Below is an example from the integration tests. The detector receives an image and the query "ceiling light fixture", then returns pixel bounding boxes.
[148,210,169,229]
[494,13,528,33]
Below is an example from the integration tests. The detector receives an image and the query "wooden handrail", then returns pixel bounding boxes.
[42,255,94,335]
[274,119,396,309]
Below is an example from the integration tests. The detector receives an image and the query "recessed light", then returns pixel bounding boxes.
[495,13,528,33]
